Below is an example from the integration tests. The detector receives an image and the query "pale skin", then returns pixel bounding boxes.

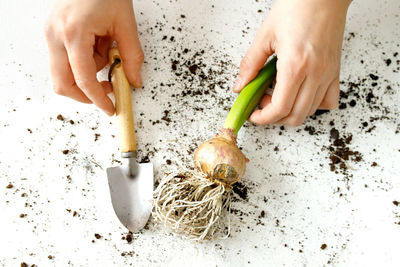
[45,0,352,125]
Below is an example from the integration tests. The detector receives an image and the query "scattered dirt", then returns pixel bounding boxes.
[304,125,317,135]
[121,251,135,257]
[259,210,265,218]
[232,182,248,200]
[327,128,362,178]
[121,232,133,244]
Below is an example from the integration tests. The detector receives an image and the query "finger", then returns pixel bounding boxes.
[66,35,115,116]
[114,6,144,88]
[277,77,319,126]
[59,81,111,104]
[46,34,92,103]
[248,56,306,125]
[256,79,276,108]
[259,94,272,108]
[100,80,113,94]
[308,83,329,116]
[307,64,336,115]
[94,36,112,71]
[319,78,340,109]
[233,21,274,93]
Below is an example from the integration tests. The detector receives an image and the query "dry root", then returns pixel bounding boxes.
[152,169,231,241]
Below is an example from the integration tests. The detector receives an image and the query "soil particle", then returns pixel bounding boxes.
[62,149,69,155]
[321,244,327,250]
[394,201,399,206]
[171,60,178,71]
[329,128,339,140]
[161,110,171,123]
[369,73,379,80]
[304,125,316,135]
[94,233,102,239]
[121,251,135,257]
[232,182,248,200]
[366,92,375,103]
[57,114,64,121]
[6,183,13,189]
[126,234,132,243]
[365,125,376,133]
[139,156,150,163]
[188,64,198,74]
[314,110,330,116]
[122,232,133,244]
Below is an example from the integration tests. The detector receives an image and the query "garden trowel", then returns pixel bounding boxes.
[106,47,153,232]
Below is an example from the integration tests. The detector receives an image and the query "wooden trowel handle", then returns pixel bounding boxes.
[109,48,137,153]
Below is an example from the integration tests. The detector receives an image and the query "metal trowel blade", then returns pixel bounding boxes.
[106,162,153,232]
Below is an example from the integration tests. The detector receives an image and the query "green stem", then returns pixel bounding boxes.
[223,56,277,134]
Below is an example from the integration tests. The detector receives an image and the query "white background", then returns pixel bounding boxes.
[0,0,399,266]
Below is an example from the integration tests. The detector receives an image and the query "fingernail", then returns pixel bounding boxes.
[134,74,143,88]
[106,109,114,116]
[232,77,243,93]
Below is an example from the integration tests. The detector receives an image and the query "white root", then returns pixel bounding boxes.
[152,169,231,241]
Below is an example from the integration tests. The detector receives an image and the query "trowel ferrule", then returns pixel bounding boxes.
[121,151,138,178]
[121,151,137,159]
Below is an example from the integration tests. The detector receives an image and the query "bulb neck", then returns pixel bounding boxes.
[217,128,237,145]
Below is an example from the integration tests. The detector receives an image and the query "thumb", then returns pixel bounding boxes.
[233,24,274,93]
[114,10,144,88]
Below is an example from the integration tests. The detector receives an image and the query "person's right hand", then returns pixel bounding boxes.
[233,0,351,126]
[44,0,144,116]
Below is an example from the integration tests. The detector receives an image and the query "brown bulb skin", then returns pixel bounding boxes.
[194,129,247,185]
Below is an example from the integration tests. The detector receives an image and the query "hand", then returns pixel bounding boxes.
[44,0,144,116]
[233,0,352,126]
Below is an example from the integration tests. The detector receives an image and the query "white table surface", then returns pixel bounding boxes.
[0,0,399,266]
